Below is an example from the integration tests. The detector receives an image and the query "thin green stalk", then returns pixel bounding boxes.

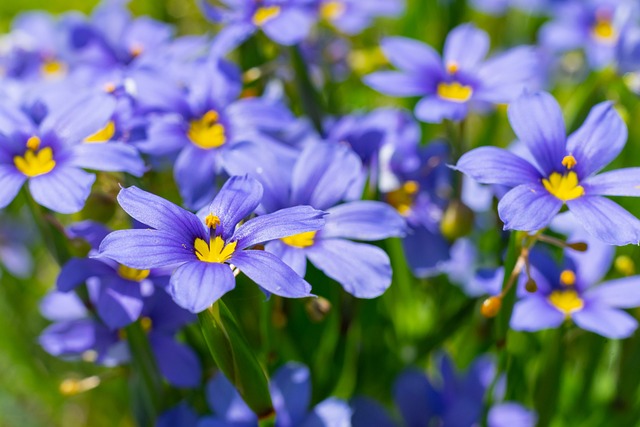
[290,46,325,135]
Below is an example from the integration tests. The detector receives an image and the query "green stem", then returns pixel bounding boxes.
[21,188,70,265]
[125,320,163,427]
[290,46,325,135]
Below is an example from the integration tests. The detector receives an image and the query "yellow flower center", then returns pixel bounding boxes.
[194,236,237,263]
[386,180,419,216]
[85,121,116,143]
[548,290,584,317]
[188,110,227,150]
[117,265,151,282]
[592,16,616,42]
[437,82,473,103]
[542,171,585,202]
[13,136,56,177]
[281,231,317,248]
[559,269,576,286]
[140,316,153,333]
[561,154,577,170]
[41,59,66,77]
[253,6,281,26]
[320,1,346,20]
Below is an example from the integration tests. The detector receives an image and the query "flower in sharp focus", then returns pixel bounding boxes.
[98,176,326,313]
[456,91,640,245]
[364,23,541,123]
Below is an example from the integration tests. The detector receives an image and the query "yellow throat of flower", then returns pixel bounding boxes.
[592,16,617,42]
[281,231,317,248]
[386,180,419,216]
[195,235,237,263]
[13,136,56,177]
[548,289,584,317]
[188,110,227,150]
[117,265,151,282]
[542,171,585,202]
[321,1,346,20]
[437,81,473,103]
[41,59,66,77]
[253,6,281,26]
[85,121,116,143]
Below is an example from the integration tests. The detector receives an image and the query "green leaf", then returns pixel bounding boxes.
[198,301,275,420]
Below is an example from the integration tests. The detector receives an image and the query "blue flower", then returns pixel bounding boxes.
[199,362,352,427]
[318,0,404,35]
[0,92,145,213]
[456,91,640,245]
[98,176,326,313]
[226,142,406,298]
[364,24,541,123]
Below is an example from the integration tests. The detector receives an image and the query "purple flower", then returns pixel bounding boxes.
[136,57,294,209]
[352,353,536,427]
[225,142,406,298]
[539,0,638,70]
[39,288,202,388]
[200,362,352,427]
[318,0,404,35]
[456,91,640,245]
[511,239,640,339]
[0,92,145,213]
[364,24,541,123]
[98,176,326,313]
[199,0,318,46]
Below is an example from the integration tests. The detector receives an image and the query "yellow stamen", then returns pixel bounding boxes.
[386,180,420,216]
[59,376,100,396]
[437,82,473,103]
[559,269,576,286]
[561,154,577,170]
[140,316,153,333]
[195,236,237,263]
[104,82,117,93]
[281,231,317,248]
[130,44,144,57]
[85,121,116,143]
[253,6,281,26]
[26,136,41,151]
[14,145,56,178]
[320,1,346,20]
[592,16,616,42]
[41,59,66,77]
[615,255,636,276]
[542,171,585,202]
[117,265,150,282]
[205,213,221,229]
[188,110,226,150]
[548,289,584,317]
[446,61,459,74]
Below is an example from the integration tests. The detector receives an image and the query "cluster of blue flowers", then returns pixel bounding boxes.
[4,0,640,425]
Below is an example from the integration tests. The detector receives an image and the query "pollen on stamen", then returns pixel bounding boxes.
[26,136,41,151]
[205,213,221,229]
[446,61,459,74]
[562,154,577,170]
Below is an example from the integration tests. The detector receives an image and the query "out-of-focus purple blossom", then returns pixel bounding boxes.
[317,0,404,35]
[199,362,352,427]
[365,23,542,123]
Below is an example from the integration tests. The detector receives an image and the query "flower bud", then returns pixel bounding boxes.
[525,278,538,293]
[440,200,474,241]
[481,296,502,318]
[305,297,332,322]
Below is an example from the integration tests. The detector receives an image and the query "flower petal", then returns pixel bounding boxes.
[70,142,146,177]
[169,261,235,313]
[567,196,640,245]
[455,146,541,187]
[381,37,442,74]
[150,333,202,388]
[233,206,326,250]
[57,258,114,292]
[306,239,392,298]
[174,144,218,210]
[137,114,189,156]
[205,372,257,424]
[351,397,396,427]
[507,92,566,176]
[231,250,312,298]
[567,101,627,178]
[393,369,439,426]
[300,398,352,427]
[584,277,640,309]
[204,175,263,240]
[98,229,196,269]
[363,71,431,97]
[321,201,406,241]
[414,96,468,124]
[573,304,638,339]
[497,183,562,232]
[265,241,308,278]
[97,276,144,329]
[29,166,96,214]
[261,8,313,46]
[117,186,207,239]
[583,167,640,197]
[270,362,311,427]
[444,24,489,69]
[0,165,26,209]
[510,295,565,331]
[488,403,537,427]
